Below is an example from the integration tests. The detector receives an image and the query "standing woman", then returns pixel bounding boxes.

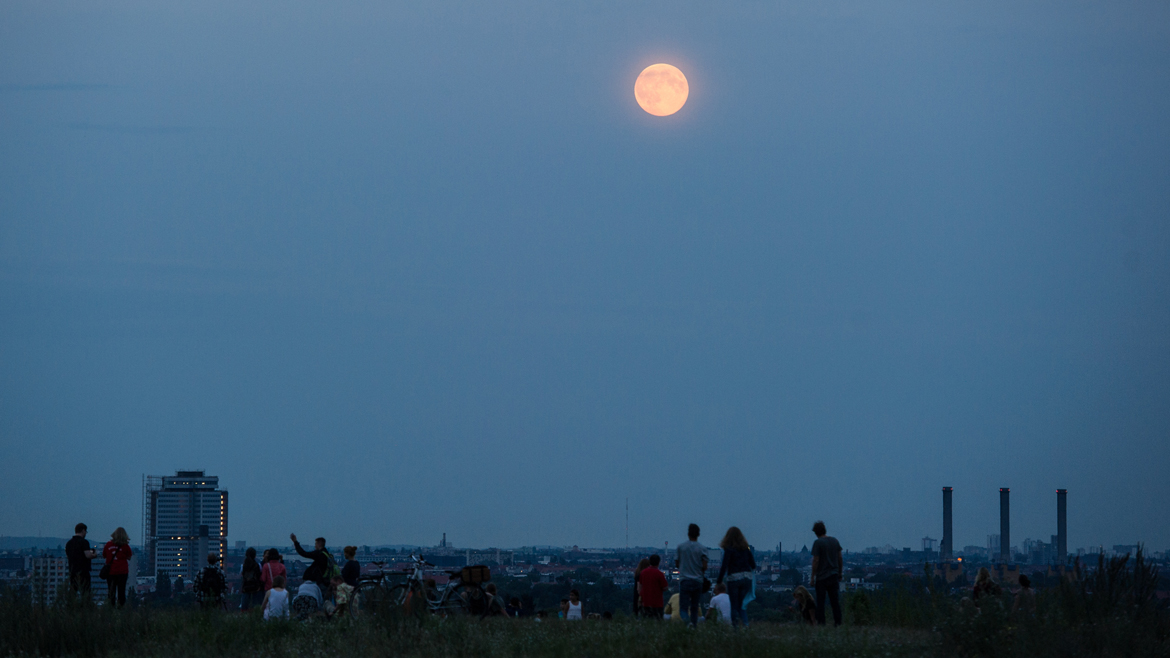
[632,558,650,617]
[239,547,264,610]
[103,527,133,608]
[716,526,756,628]
[341,546,361,588]
[261,549,287,592]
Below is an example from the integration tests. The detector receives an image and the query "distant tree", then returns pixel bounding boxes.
[155,570,172,599]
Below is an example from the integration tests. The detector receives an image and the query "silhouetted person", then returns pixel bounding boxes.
[675,523,708,628]
[1013,574,1035,615]
[810,520,842,626]
[195,553,226,609]
[102,527,133,608]
[240,547,264,610]
[716,526,756,628]
[638,554,668,620]
[792,586,816,625]
[290,533,333,588]
[261,548,287,592]
[973,567,1002,602]
[65,523,98,600]
[632,557,650,617]
[341,546,361,587]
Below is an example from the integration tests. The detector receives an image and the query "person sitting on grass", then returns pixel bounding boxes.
[484,583,508,617]
[262,575,290,620]
[331,575,354,617]
[706,583,732,624]
[792,586,816,625]
[973,567,1002,603]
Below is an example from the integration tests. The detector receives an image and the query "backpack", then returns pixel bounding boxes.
[322,550,341,581]
[200,567,225,598]
[241,560,262,593]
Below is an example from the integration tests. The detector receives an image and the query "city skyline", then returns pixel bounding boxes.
[3,2,1169,553]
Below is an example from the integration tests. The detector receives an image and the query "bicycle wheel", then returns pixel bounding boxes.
[438,582,487,616]
[351,582,406,618]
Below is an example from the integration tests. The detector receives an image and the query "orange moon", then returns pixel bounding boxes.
[634,64,689,117]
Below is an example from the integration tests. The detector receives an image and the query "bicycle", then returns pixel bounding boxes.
[350,555,490,618]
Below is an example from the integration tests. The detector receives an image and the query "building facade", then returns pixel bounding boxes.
[143,470,228,580]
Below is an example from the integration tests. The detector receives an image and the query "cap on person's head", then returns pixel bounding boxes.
[75,523,87,534]
[688,523,700,539]
[812,521,827,536]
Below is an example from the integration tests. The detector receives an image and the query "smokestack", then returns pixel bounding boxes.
[942,487,953,561]
[999,488,1010,564]
[1057,489,1067,563]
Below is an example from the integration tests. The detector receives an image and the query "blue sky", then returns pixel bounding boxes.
[1,0,1168,553]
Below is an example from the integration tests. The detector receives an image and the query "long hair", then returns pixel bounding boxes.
[720,526,750,551]
[634,558,650,577]
[793,585,812,604]
[110,527,130,545]
[976,567,991,584]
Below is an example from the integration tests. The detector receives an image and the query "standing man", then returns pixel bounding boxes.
[810,520,843,627]
[638,554,668,619]
[65,523,98,600]
[675,523,708,628]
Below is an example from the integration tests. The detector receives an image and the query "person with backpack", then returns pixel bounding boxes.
[261,549,286,592]
[290,533,339,589]
[194,553,227,609]
[239,547,264,610]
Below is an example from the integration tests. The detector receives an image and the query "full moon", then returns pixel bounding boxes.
[634,63,689,117]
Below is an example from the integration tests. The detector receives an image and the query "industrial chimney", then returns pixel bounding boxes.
[1057,489,1067,563]
[999,488,1011,564]
[942,487,953,561]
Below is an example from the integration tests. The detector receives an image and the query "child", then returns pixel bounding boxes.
[262,574,289,620]
[566,589,583,620]
[332,575,354,617]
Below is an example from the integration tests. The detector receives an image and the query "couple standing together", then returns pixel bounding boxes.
[644,524,755,628]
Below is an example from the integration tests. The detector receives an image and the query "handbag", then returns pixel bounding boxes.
[99,545,114,580]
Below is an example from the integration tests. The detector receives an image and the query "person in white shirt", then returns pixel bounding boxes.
[262,574,290,620]
[706,583,732,625]
[566,589,584,620]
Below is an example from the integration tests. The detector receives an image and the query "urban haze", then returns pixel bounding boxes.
[1,0,1169,555]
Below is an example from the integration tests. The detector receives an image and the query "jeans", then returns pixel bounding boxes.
[815,575,842,627]
[241,590,264,610]
[679,579,702,628]
[726,577,751,627]
[71,570,91,597]
[107,573,128,608]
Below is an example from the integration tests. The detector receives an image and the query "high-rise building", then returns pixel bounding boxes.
[142,470,228,579]
[941,487,953,561]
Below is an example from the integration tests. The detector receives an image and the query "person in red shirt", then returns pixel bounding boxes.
[102,527,133,608]
[638,554,669,619]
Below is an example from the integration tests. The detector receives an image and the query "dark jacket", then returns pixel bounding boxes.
[293,541,330,584]
[716,548,756,583]
[342,560,361,587]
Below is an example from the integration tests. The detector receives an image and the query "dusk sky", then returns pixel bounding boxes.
[2,0,1168,554]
